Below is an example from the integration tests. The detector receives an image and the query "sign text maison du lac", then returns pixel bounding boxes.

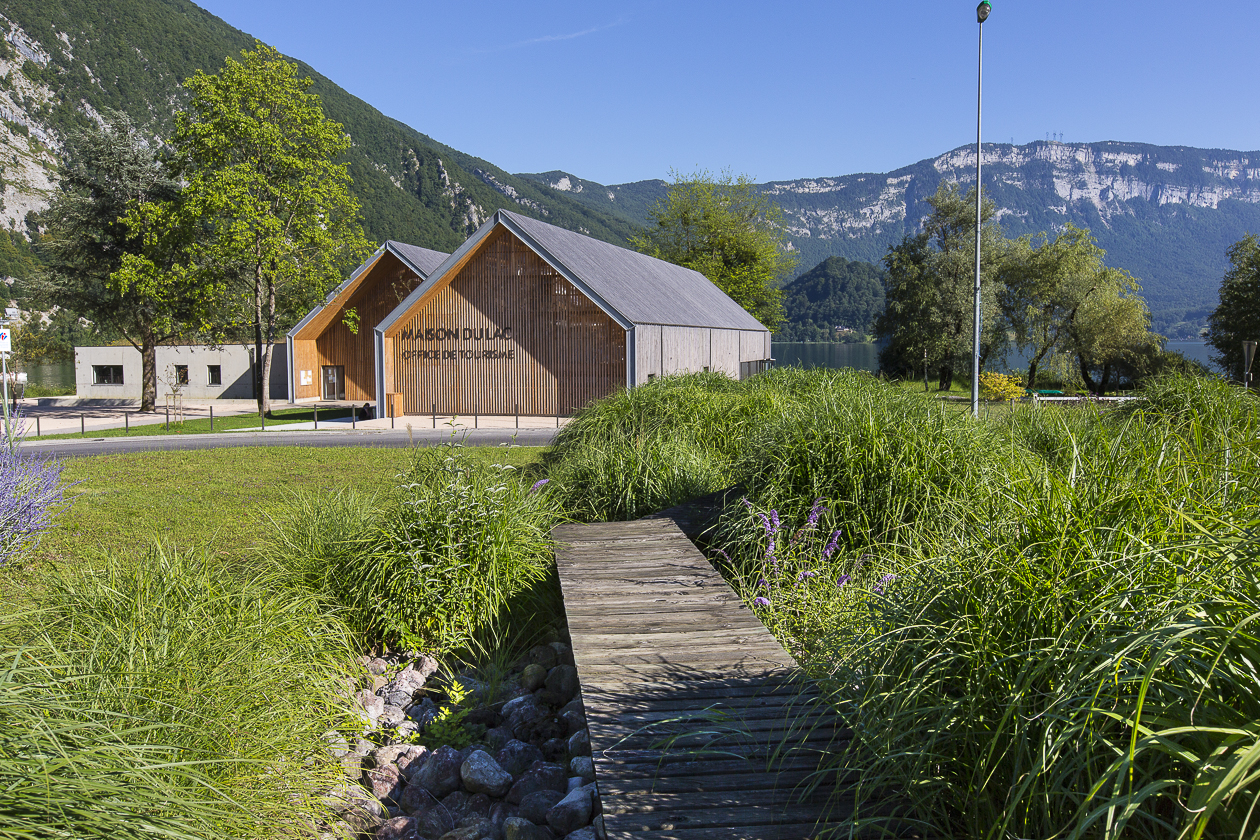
[398,325,517,362]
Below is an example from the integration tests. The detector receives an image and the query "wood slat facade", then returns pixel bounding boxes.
[382,227,626,416]
[290,251,426,402]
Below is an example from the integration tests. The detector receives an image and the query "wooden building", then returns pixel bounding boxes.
[372,210,772,418]
[286,241,447,403]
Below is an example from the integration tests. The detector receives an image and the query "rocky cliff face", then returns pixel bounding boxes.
[0,14,64,229]
[523,142,1260,330]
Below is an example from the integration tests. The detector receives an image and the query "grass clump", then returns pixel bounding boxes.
[554,368,1260,837]
[270,443,558,654]
[1,545,357,840]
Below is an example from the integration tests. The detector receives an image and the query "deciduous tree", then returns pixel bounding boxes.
[36,113,203,412]
[170,43,371,415]
[631,170,795,331]
[1205,233,1260,381]
[875,182,1007,389]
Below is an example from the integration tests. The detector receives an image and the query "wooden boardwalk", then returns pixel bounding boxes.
[553,518,850,839]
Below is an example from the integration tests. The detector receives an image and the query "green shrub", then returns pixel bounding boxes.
[271,444,558,653]
[1,545,356,839]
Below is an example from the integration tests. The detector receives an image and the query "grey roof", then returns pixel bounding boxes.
[387,241,448,277]
[500,211,766,331]
[378,211,767,335]
[289,240,449,339]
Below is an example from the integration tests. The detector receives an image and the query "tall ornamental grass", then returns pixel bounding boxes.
[553,369,1260,837]
[1,546,357,839]
[270,444,557,653]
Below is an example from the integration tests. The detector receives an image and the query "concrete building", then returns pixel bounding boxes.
[74,343,287,400]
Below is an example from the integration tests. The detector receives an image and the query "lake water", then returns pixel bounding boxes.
[772,341,1221,374]
[19,361,75,388]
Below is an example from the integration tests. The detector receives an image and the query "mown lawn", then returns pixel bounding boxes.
[23,444,545,576]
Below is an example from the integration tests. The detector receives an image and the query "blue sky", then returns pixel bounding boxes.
[193,0,1259,186]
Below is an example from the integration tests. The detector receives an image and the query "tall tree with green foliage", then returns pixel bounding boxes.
[1205,233,1260,381]
[875,182,1008,389]
[36,112,203,412]
[776,256,885,342]
[1064,267,1156,393]
[169,43,371,415]
[631,170,795,331]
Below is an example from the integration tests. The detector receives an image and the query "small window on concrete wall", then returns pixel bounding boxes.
[92,365,124,385]
[174,365,189,385]
[207,365,221,386]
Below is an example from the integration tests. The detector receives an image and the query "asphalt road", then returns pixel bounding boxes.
[23,427,561,458]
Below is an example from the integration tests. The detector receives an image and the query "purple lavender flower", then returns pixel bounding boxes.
[712,548,733,564]
[797,570,818,583]
[769,510,780,532]
[757,512,772,535]
[753,596,770,607]
[758,577,769,590]
[766,537,777,571]
[528,478,550,494]
[874,573,897,594]
[741,497,752,509]
[822,530,841,561]
[835,574,851,588]
[805,499,826,529]
[0,435,66,566]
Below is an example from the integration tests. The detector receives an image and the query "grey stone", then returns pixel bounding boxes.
[415,806,456,840]
[396,745,430,780]
[525,645,558,671]
[484,726,514,752]
[506,761,568,804]
[519,663,547,692]
[592,815,605,840]
[518,789,564,825]
[357,689,386,721]
[364,764,404,804]
[558,710,585,736]
[461,750,513,798]
[558,699,583,717]
[397,780,441,816]
[540,738,568,762]
[325,730,351,758]
[408,698,439,726]
[396,720,420,740]
[548,642,574,666]
[566,730,590,758]
[379,704,407,728]
[376,816,419,840]
[503,817,554,840]
[562,829,596,840]
[545,788,593,836]
[566,777,583,793]
[437,825,485,840]
[569,757,594,783]
[367,657,391,675]
[489,800,520,830]
[382,688,414,708]
[406,654,440,683]
[495,740,546,777]
[501,695,550,739]
[355,738,376,756]
[540,666,579,706]
[414,745,463,798]
[341,753,363,779]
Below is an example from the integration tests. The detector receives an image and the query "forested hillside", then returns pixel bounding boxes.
[0,0,635,257]
[775,256,885,342]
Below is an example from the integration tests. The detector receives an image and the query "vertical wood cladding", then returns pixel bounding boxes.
[293,252,422,401]
[388,228,626,416]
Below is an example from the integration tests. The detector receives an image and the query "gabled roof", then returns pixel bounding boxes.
[377,210,768,336]
[289,240,449,340]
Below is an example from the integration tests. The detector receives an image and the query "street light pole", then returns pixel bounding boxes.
[1244,340,1257,390]
[971,1,991,419]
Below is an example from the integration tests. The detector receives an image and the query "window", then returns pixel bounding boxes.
[207,365,221,386]
[174,365,189,385]
[92,365,124,385]
[739,359,772,381]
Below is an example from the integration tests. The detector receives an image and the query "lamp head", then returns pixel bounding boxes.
[977,1,992,23]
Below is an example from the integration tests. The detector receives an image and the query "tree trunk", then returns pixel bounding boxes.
[253,261,266,416]
[260,274,276,417]
[1026,359,1039,391]
[1078,355,1098,394]
[1099,362,1112,395]
[937,364,953,391]
[140,329,157,413]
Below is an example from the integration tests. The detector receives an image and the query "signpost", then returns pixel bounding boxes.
[1244,340,1257,390]
[0,322,12,447]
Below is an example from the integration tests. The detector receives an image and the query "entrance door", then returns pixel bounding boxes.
[322,365,345,401]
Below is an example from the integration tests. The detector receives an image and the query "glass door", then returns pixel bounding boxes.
[321,365,345,401]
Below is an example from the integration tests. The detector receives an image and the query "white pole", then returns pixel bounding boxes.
[971,15,985,419]
[1,351,10,447]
